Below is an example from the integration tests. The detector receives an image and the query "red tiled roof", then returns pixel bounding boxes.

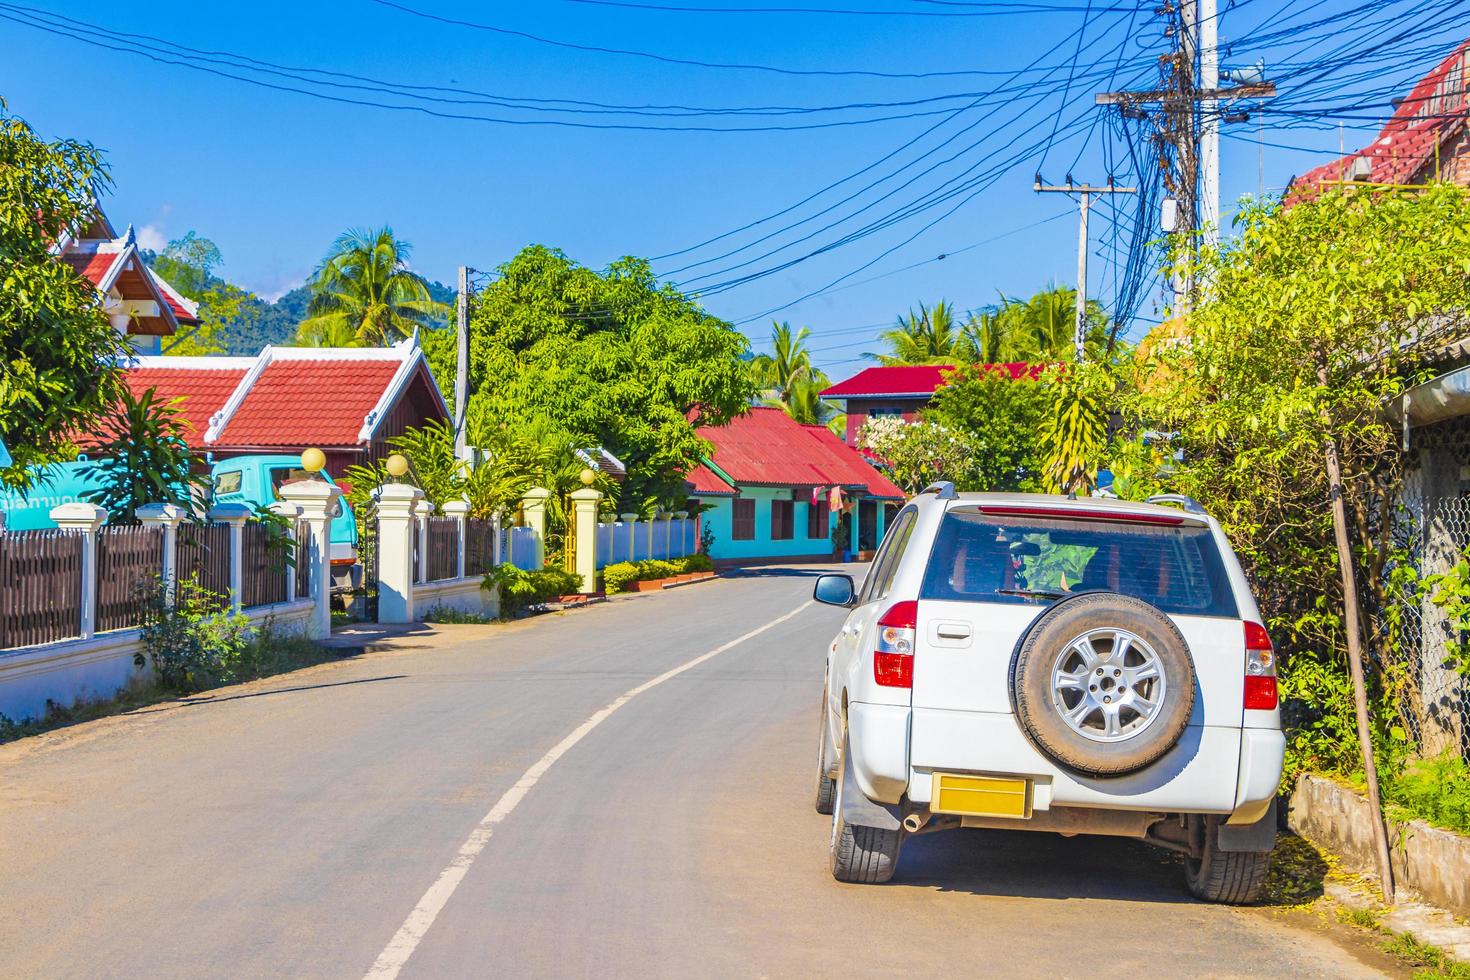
[148,269,200,325]
[694,407,906,499]
[821,362,1042,399]
[686,462,737,496]
[217,358,403,448]
[1291,40,1470,201]
[124,367,248,446]
[63,251,118,285]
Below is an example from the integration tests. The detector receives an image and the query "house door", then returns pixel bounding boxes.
[858,498,878,553]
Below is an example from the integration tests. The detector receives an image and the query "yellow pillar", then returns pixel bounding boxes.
[569,487,603,594]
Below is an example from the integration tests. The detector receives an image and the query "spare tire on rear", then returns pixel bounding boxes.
[1009,592,1196,777]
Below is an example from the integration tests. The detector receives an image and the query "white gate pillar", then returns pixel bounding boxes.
[373,483,423,624]
[277,479,343,639]
[51,502,107,640]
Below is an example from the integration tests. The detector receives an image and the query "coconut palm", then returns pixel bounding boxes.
[750,321,817,400]
[782,376,843,430]
[294,227,450,347]
[867,300,961,365]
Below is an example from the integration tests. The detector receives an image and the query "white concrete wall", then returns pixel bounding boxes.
[0,599,313,726]
[414,577,500,621]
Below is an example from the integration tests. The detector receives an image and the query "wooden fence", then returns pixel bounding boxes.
[0,529,85,649]
[427,518,459,582]
[95,525,164,633]
[465,519,496,575]
[240,522,289,608]
[176,523,232,608]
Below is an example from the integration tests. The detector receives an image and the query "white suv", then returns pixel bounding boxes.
[812,484,1284,903]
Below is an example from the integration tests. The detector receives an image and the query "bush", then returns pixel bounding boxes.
[637,559,678,580]
[1380,751,1470,835]
[680,554,714,573]
[602,561,641,594]
[137,577,250,692]
[484,563,583,617]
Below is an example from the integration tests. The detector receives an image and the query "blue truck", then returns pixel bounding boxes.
[0,454,360,587]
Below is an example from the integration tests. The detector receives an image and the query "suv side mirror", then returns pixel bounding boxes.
[813,573,856,607]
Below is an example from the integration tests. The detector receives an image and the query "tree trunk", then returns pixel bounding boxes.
[1323,422,1397,905]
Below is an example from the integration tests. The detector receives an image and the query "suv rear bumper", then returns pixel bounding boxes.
[850,705,1283,817]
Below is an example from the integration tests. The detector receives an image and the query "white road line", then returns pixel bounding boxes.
[363,600,815,979]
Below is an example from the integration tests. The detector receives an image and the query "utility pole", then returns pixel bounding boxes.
[454,264,469,458]
[1096,2,1273,311]
[1034,179,1137,363]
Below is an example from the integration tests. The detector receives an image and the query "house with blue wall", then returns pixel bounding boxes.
[686,407,906,565]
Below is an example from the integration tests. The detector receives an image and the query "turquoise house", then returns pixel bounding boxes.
[686,408,906,565]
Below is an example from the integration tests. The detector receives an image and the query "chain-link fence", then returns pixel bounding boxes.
[1392,494,1470,761]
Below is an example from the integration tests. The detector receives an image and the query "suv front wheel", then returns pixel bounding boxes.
[829,726,901,884]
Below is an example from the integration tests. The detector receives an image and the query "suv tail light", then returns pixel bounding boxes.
[873,600,917,688]
[1243,621,1278,710]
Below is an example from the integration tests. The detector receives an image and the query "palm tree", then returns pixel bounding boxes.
[750,321,817,400]
[867,300,961,365]
[782,376,843,429]
[294,227,450,347]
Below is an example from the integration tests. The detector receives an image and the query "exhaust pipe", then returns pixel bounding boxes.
[902,811,928,833]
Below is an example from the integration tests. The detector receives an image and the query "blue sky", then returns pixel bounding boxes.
[2,0,1458,377]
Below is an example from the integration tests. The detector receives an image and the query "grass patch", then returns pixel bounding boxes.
[0,687,168,745]
[1336,905,1382,929]
[1381,753,1470,836]
[1381,932,1470,979]
[422,605,494,625]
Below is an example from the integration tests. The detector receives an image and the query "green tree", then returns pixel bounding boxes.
[151,231,222,298]
[925,364,1048,491]
[0,100,128,487]
[956,285,1111,365]
[295,227,449,346]
[422,245,754,508]
[86,386,205,523]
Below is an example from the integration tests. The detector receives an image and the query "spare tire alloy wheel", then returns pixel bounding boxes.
[1011,593,1196,777]
[1052,627,1167,742]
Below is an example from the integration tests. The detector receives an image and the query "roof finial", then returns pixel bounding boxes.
[122,223,136,246]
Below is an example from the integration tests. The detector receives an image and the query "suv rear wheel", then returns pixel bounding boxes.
[1184,814,1270,904]
[829,727,900,884]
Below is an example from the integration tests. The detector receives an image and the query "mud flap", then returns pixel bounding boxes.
[1217,799,1277,853]
[839,731,902,832]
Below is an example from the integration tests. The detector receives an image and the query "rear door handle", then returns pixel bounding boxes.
[936,623,972,640]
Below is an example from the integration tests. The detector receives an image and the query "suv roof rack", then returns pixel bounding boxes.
[922,481,958,500]
[1146,493,1206,514]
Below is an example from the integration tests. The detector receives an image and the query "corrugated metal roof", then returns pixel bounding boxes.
[821,363,1042,399]
[694,407,906,499]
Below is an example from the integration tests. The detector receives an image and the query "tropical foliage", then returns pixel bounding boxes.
[422,245,754,509]
[296,227,449,346]
[867,289,1112,368]
[0,99,127,488]
[749,321,841,428]
[86,386,207,523]
[1107,186,1470,789]
[925,364,1049,491]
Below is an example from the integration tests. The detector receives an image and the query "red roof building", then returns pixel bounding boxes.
[52,209,199,353]
[821,362,1044,447]
[1291,40,1470,201]
[686,407,904,564]
[114,337,449,475]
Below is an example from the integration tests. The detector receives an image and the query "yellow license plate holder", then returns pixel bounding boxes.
[931,772,1032,819]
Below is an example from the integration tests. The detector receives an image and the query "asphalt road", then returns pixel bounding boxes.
[0,566,1392,979]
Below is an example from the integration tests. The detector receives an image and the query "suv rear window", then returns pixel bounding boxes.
[919,508,1238,618]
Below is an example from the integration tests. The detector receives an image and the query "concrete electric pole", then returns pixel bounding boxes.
[1034,179,1137,364]
[454,264,469,458]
